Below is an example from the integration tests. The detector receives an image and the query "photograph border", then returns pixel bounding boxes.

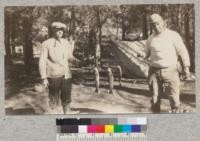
[0,0,199,141]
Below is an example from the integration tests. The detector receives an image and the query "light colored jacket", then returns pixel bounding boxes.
[145,29,190,68]
[39,38,72,79]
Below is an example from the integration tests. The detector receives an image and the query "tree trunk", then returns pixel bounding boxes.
[4,12,12,65]
[142,8,148,39]
[88,27,96,56]
[11,13,16,55]
[184,8,194,72]
[98,26,102,46]
[95,7,102,46]
[69,6,76,35]
[121,12,127,40]
[191,10,195,72]
[95,7,102,65]
[122,20,125,40]
[177,5,182,33]
[160,4,168,19]
[23,17,33,74]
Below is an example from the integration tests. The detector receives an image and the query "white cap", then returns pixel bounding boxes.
[51,22,66,29]
[149,14,164,23]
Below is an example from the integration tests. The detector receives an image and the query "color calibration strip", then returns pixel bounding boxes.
[56,118,147,141]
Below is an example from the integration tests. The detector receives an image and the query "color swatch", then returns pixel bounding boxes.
[56,118,147,141]
[56,117,147,134]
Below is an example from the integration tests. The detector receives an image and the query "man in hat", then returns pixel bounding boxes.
[143,14,191,113]
[39,22,76,114]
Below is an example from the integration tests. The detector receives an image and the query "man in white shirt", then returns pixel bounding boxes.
[39,22,75,114]
[144,14,191,113]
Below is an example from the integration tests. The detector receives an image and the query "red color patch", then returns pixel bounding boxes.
[96,125,105,133]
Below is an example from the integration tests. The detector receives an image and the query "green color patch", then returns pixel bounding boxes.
[114,125,123,133]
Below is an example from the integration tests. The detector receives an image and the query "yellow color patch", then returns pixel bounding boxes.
[105,125,114,133]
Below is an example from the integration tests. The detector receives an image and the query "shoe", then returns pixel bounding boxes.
[45,101,58,114]
[151,102,161,113]
[95,89,99,94]
[151,105,161,113]
[63,103,71,114]
[63,103,80,114]
[169,104,189,114]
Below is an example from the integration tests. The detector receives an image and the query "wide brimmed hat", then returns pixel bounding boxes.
[51,22,66,29]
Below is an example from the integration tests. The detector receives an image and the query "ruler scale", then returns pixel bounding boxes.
[56,118,147,141]
[57,133,146,141]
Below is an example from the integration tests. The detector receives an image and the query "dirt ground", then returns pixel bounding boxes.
[5,64,195,115]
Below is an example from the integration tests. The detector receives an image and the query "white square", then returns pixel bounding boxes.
[127,118,137,124]
[136,117,147,125]
[78,125,87,133]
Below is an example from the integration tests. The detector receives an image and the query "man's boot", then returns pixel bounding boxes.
[169,104,189,113]
[45,98,57,114]
[63,103,72,114]
[63,103,80,114]
[151,100,161,113]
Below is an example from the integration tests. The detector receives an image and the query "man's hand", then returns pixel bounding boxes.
[137,52,145,58]
[42,78,49,88]
[69,57,80,66]
[183,66,191,80]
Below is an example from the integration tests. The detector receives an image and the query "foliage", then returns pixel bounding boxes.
[4,4,195,72]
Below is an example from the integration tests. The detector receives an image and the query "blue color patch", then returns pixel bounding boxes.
[132,125,141,132]
[122,125,132,133]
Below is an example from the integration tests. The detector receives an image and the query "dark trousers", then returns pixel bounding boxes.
[148,67,180,111]
[47,76,72,108]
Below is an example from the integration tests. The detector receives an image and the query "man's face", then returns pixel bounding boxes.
[54,29,64,39]
[151,20,165,34]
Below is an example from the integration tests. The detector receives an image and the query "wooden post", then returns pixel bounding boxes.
[107,67,114,94]
[116,65,122,86]
[94,67,100,93]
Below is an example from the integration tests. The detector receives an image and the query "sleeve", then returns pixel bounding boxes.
[39,42,48,79]
[144,37,151,59]
[173,32,190,67]
[59,40,71,66]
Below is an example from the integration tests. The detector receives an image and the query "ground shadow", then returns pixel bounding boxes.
[115,85,150,97]
[6,107,36,115]
[71,108,104,114]
[180,92,196,103]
